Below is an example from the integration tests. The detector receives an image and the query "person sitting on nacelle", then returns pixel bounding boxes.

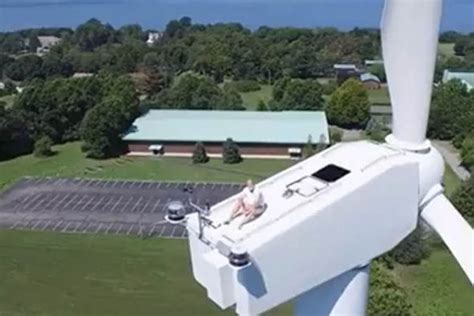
[224,179,265,229]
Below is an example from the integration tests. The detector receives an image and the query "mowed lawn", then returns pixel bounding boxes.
[0,142,293,190]
[240,85,273,110]
[395,246,474,316]
[0,230,290,316]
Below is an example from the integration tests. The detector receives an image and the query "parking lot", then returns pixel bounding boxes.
[0,177,243,238]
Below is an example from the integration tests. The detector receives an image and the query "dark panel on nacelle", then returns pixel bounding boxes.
[312,164,350,182]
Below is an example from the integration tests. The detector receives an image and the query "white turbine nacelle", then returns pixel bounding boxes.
[186,140,445,315]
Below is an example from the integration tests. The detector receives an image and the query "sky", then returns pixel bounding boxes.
[0,0,472,32]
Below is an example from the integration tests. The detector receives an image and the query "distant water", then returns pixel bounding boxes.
[0,0,473,32]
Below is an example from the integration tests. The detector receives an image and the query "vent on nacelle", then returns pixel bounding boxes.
[312,164,350,182]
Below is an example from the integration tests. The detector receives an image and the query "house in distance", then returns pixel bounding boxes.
[123,110,330,159]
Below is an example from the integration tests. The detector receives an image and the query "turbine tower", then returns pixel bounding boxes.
[174,0,473,315]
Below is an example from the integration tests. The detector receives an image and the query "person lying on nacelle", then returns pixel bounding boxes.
[224,179,266,229]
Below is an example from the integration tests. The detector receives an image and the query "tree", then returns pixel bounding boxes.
[428,79,472,141]
[154,74,223,110]
[270,79,325,111]
[192,142,209,164]
[451,177,474,225]
[329,127,343,144]
[368,64,386,83]
[81,76,139,159]
[0,53,14,76]
[34,136,54,157]
[0,106,33,160]
[327,78,370,128]
[222,138,241,164]
[256,99,267,111]
[220,86,244,110]
[303,135,315,158]
[5,55,43,81]
[74,18,115,51]
[368,261,412,316]
[460,134,474,170]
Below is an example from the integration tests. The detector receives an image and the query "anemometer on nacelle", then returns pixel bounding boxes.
[166,1,474,315]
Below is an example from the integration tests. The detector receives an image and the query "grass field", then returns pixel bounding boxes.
[443,163,462,197]
[368,87,391,105]
[438,43,456,58]
[0,230,290,316]
[0,94,16,108]
[240,85,273,110]
[395,247,474,316]
[0,142,293,190]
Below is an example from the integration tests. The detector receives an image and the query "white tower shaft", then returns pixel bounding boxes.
[382,0,442,150]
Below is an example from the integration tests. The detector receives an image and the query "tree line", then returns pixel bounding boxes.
[0,74,139,160]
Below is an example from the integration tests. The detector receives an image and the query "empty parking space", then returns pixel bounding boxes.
[0,177,243,238]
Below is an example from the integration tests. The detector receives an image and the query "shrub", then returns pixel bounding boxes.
[368,261,412,316]
[256,99,267,111]
[222,138,241,164]
[192,142,209,164]
[451,177,474,225]
[303,135,315,158]
[388,226,431,265]
[329,127,343,144]
[34,136,54,157]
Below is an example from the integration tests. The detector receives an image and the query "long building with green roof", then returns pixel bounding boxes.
[123,110,329,158]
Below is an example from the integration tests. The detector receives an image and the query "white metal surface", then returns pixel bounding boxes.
[294,265,370,316]
[382,0,442,150]
[421,194,474,284]
[187,141,420,315]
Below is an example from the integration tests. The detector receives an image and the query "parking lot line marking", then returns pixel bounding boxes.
[90,196,105,212]
[41,220,52,231]
[95,223,104,233]
[53,193,71,210]
[118,196,134,213]
[156,182,161,189]
[105,223,114,234]
[115,224,123,234]
[32,220,43,230]
[21,193,43,211]
[80,196,95,211]
[83,222,93,233]
[9,220,22,229]
[126,224,134,235]
[61,222,73,233]
[110,196,123,212]
[130,197,143,212]
[72,194,88,210]
[171,225,177,237]
[53,220,63,231]
[150,199,161,213]
[159,225,166,236]
[181,228,187,237]
[63,194,79,210]
[72,222,82,233]
[139,198,151,214]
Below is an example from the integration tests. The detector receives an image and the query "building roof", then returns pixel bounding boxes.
[123,110,330,144]
[442,70,474,90]
[37,36,61,48]
[333,64,358,70]
[364,59,383,66]
[360,72,381,83]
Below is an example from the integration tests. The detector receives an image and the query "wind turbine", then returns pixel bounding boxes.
[171,0,473,315]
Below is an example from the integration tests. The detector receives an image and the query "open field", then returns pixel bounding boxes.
[0,94,16,108]
[0,142,293,190]
[395,247,474,316]
[240,85,273,110]
[0,230,290,316]
[438,43,456,58]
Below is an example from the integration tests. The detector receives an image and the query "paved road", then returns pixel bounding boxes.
[432,140,471,181]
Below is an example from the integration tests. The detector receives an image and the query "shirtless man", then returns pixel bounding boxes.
[225,179,265,229]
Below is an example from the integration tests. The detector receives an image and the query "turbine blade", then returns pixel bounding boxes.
[381,0,442,147]
[421,194,474,284]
